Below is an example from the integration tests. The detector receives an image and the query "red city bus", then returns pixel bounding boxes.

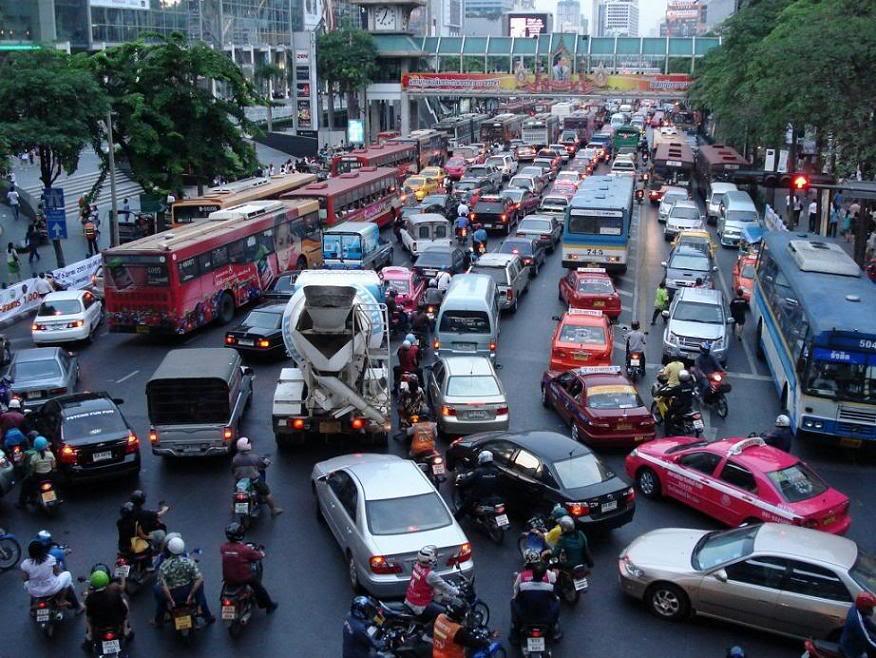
[390,129,449,170]
[694,143,749,197]
[563,112,595,142]
[498,100,537,116]
[102,198,321,335]
[282,167,400,228]
[479,113,524,144]
[331,142,417,181]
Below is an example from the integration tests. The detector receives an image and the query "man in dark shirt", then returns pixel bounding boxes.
[220,522,277,612]
[0,398,25,434]
[729,288,747,341]
[83,568,132,650]
[116,502,144,554]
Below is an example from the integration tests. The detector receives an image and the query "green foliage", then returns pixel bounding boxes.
[0,50,108,189]
[88,33,261,194]
[462,57,485,73]
[317,28,379,94]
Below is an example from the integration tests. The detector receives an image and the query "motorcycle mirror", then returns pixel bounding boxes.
[661,310,670,319]
[551,316,560,321]
[712,266,719,272]
[660,261,667,268]
[495,363,503,369]
[726,318,735,324]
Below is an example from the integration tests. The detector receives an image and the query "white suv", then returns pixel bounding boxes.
[662,287,731,366]
[485,154,517,180]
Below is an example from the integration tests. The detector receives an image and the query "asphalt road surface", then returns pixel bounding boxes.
[1,162,874,658]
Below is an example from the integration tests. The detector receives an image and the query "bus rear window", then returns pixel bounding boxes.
[439,311,490,334]
[104,256,170,290]
[568,213,623,236]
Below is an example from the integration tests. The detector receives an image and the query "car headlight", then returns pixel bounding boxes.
[668,332,681,345]
[620,555,645,578]
[802,418,825,430]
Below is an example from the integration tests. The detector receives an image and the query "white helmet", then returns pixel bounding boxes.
[678,369,691,382]
[417,545,438,565]
[558,516,575,532]
[167,536,186,555]
[477,450,494,465]
[8,398,21,410]
[775,414,791,428]
[401,340,412,349]
[236,437,252,452]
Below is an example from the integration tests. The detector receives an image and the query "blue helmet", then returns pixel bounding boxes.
[33,436,49,451]
[405,333,417,345]
[726,648,745,658]
[351,595,376,620]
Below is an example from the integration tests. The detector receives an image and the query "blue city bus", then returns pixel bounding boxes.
[562,175,635,274]
[752,232,876,447]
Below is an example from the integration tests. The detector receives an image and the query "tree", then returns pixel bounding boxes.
[254,62,284,97]
[317,28,378,132]
[88,33,262,197]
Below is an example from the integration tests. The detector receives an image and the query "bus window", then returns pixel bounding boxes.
[211,246,229,269]
[341,235,362,259]
[178,257,199,283]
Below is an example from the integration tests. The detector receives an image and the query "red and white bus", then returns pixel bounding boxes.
[390,129,448,170]
[498,100,537,116]
[330,142,417,181]
[563,112,595,142]
[102,198,321,335]
[282,166,400,229]
[479,113,524,144]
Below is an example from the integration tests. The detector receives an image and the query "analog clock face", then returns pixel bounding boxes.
[375,5,397,29]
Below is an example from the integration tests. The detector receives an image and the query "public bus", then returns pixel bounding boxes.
[651,140,695,189]
[170,173,316,224]
[390,129,448,170]
[330,141,418,181]
[498,99,536,116]
[751,232,876,447]
[102,198,322,335]
[694,143,748,199]
[435,113,490,146]
[282,166,400,229]
[563,112,594,142]
[533,100,558,114]
[522,113,560,148]
[612,126,641,154]
[562,174,635,274]
[479,113,524,144]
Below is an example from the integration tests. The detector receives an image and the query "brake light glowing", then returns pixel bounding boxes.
[149,429,159,444]
[257,339,270,348]
[500,214,507,221]
[351,417,365,430]
[369,555,403,574]
[225,335,236,345]
[102,631,117,641]
[222,599,233,607]
[489,341,496,351]
[433,339,440,349]
[530,628,543,638]
[223,427,234,442]
[565,501,590,517]
[66,320,84,329]
[290,418,306,430]
[59,444,77,465]
[126,432,139,453]
[447,542,472,566]
[441,405,456,417]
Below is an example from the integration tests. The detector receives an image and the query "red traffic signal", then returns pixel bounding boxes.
[792,174,810,191]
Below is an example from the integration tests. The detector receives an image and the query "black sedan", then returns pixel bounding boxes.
[224,304,287,357]
[263,273,297,301]
[418,193,456,220]
[32,392,140,482]
[412,246,470,279]
[446,430,635,531]
[497,237,546,277]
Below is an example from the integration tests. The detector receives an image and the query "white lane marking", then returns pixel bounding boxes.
[115,370,140,384]
[713,248,758,376]
[631,205,642,321]
[617,288,633,298]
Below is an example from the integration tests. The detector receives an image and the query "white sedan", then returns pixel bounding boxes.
[32,290,103,345]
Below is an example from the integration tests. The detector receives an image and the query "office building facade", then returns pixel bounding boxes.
[555,0,581,34]
[593,0,638,37]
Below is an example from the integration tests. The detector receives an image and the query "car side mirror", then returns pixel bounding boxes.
[712,266,719,272]
[112,398,125,405]
[726,318,735,324]
[242,366,255,377]
[661,310,670,319]
[660,261,667,268]
[712,569,728,583]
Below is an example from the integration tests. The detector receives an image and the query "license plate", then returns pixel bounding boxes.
[455,343,477,352]
[41,490,57,503]
[320,421,341,434]
[574,577,590,591]
[495,513,510,527]
[234,502,249,514]
[173,614,193,631]
[630,358,640,366]
[573,352,590,360]
[36,608,50,621]
[28,391,44,399]
[840,437,862,448]
[136,325,150,334]
[592,301,605,307]
[221,605,236,620]
[115,564,130,578]
[601,500,618,512]
[237,338,254,347]
[527,637,546,652]
[465,409,489,420]
[102,640,121,653]
[692,419,705,429]
[92,450,112,462]
[634,435,647,442]
[616,424,632,430]
[432,463,445,475]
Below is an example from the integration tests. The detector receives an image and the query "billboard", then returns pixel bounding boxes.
[90,0,148,8]
[401,72,693,95]
[508,13,549,38]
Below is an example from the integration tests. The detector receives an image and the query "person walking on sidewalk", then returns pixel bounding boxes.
[651,281,669,326]
[6,243,21,282]
[25,223,41,264]
[6,187,20,222]
[808,199,818,233]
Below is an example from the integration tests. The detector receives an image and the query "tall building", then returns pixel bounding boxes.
[556,0,581,33]
[593,0,638,37]
[463,0,514,35]
[702,0,736,31]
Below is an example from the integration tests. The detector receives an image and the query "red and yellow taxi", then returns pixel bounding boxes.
[541,366,656,446]
[444,157,468,181]
[548,308,613,371]
[558,268,622,320]
[380,266,425,313]
[624,436,851,534]
[732,252,758,302]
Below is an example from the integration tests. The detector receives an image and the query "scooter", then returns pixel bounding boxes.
[115,550,154,595]
[551,558,590,606]
[88,626,127,658]
[516,515,549,560]
[520,624,553,658]
[35,478,62,516]
[232,476,267,530]
[627,351,645,382]
[694,369,731,419]
[453,480,509,545]
[30,592,68,637]
[220,543,264,638]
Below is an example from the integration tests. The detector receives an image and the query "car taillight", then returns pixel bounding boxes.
[500,214,507,221]
[624,487,636,503]
[48,388,67,395]
[149,428,159,444]
[126,432,139,453]
[257,339,270,348]
[223,427,234,442]
[441,405,456,417]
[66,320,84,329]
[289,418,306,430]
[225,335,236,345]
[565,501,590,517]
[32,323,45,331]
[496,406,509,415]
[489,341,496,351]
[433,339,440,349]
[351,417,365,430]
[447,542,472,566]
[369,555,403,575]
[506,289,514,302]
[469,213,476,220]
[59,444,77,465]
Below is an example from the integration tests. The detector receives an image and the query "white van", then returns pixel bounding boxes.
[718,191,760,247]
[706,182,738,223]
[435,274,500,362]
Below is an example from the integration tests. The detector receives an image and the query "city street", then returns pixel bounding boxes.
[1,164,874,658]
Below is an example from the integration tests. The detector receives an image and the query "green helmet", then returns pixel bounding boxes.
[89,569,110,589]
[551,504,567,521]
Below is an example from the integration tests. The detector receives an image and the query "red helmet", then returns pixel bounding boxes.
[856,592,876,612]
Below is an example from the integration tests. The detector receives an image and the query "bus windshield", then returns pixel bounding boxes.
[336,157,360,174]
[805,357,876,404]
[323,234,363,260]
[568,212,623,236]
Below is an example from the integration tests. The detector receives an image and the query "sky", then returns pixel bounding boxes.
[533,0,669,37]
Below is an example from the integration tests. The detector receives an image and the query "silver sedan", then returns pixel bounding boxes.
[425,356,509,438]
[311,453,473,597]
[6,347,79,410]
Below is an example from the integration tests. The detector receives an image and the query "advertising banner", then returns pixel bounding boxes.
[51,255,102,291]
[90,0,148,9]
[401,71,693,95]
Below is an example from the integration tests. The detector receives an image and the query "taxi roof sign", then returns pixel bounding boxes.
[573,366,622,375]
[568,308,604,317]
[728,437,766,456]
[576,267,607,273]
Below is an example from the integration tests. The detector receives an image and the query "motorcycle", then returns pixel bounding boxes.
[521,624,553,658]
[626,351,645,382]
[452,480,509,545]
[455,225,469,246]
[390,309,411,338]
[550,557,590,606]
[232,477,266,530]
[650,377,704,437]
[168,602,199,642]
[88,626,127,658]
[378,617,502,658]
[0,527,22,572]
[516,515,549,560]
[115,550,154,595]
[220,543,264,638]
[694,370,731,419]
[30,592,68,637]
[36,478,62,516]
[801,638,842,658]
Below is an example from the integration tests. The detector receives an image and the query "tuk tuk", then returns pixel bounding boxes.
[399,213,452,257]
[322,221,394,270]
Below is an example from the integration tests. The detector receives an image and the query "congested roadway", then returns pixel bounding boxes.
[1,143,874,658]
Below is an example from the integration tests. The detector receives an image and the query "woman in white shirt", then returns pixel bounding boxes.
[20,540,84,611]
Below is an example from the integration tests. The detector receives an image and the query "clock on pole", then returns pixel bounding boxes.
[353,0,425,34]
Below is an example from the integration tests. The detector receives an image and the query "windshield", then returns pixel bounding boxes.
[323,234,363,260]
[669,254,710,272]
[726,210,758,223]
[385,279,410,295]
[553,453,614,489]
[557,174,579,183]
[37,300,82,316]
[470,266,509,286]
[366,492,452,536]
[670,206,701,220]
[439,311,490,334]
[851,551,876,593]
[692,526,758,571]
[741,264,756,279]
[405,177,426,189]
[577,278,614,294]
[415,251,451,267]
[455,181,478,191]
[568,212,624,236]
[509,178,533,190]
[587,385,641,409]
[244,310,281,329]
[559,324,606,344]
[498,241,533,256]
[486,158,506,168]
[673,301,722,324]
[766,463,828,503]
[12,359,61,382]
[421,195,446,207]
[520,220,552,233]
[446,375,501,397]
[541,198,568,208]
[62,407,128,442]
[520,168,543,178]
[467,167,489,177]
[662,193,687,207]
[475,201,506,214]
[271,274,295,293]
[501,189,524,202]
[805,357,876,403]
[561,131,577,141]
[446,158,466,168]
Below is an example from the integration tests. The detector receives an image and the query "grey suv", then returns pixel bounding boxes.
[662,287,732,365]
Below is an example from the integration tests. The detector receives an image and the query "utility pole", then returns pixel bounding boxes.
[106,110,119,247]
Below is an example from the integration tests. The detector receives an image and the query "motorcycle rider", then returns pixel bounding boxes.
[219,522,278,614]
[153,535,215,627]
[551,516,594,572]
[659,358,685,388]
[433,599,492,658]
[386,289,408,334]
[394,340,422,396]
[83,566,132,651]
[16,435,58,509]
[625,320,648,370]
[472,224,488,254]
[423,279,444,307]
[34,530,67,570]
[692,342,722,397]
[130,490,168,550]
[454,451,500,522]
[342,596,386,658]
[658,369,696,430]
[398,378,427,427]
[456,200,470,222]
[840,592,876,658]
[410,304,432,342]
[0,397,25,434]
[542,504,572,549]
[117,501,151,558]
[407,412,439,460]
[763,414,794,453]
[404,545,460,622]
[20,539,84,613]
[726,648,746,658]
[510,559,561,644]
[435,269,452,293]
[232,437,284,517]
[453,212,470,242]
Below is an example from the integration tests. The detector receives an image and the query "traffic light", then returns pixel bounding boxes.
[791,173,810,192]
[762,172,791,188]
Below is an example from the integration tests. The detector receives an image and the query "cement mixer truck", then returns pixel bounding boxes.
[272,271,392,447]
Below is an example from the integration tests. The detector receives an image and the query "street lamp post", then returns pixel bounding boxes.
[106,109,119,248]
